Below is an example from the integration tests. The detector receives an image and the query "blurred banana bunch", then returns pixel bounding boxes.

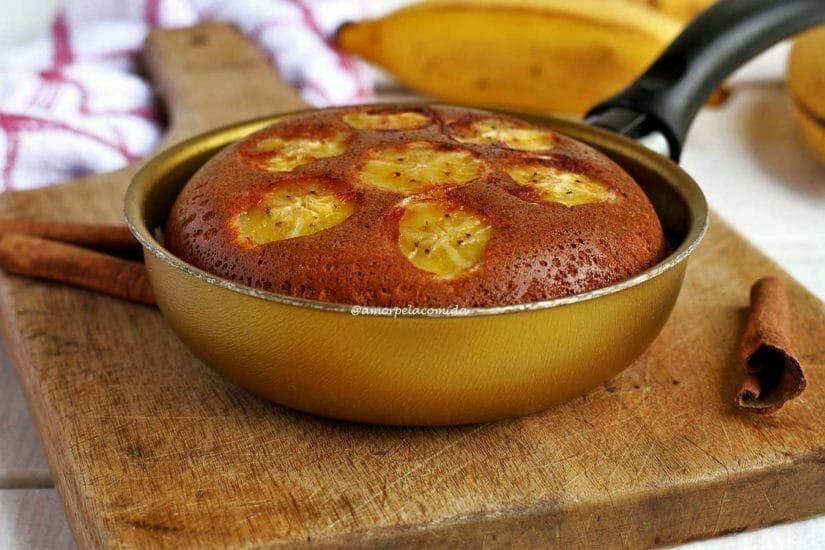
[788,27,825,165]
[335,0,715,115]
[337,0,825,167]
[624,0,715,21]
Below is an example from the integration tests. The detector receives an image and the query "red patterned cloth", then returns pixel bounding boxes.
[0,0,400,191]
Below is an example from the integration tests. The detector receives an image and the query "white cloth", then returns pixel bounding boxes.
[0,0,406,191]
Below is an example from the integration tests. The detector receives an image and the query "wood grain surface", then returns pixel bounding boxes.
[0,23,823,548]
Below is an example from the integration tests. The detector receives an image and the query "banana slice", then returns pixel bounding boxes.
[447,117,556,152]
[251,130,349,172]
[234,181,356,246]
[508,164,616,207]
[343,109,431,130]
[398,199,491,279]
[359,142,484,194]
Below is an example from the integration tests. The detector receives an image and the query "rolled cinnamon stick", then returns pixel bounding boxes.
[736,277,806,414]
[0,220,140,254]
[0,232,155,305]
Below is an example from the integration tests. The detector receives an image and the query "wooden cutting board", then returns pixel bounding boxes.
[1,24,823,549]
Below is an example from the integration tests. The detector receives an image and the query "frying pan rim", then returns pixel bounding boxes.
[125,103,709,318]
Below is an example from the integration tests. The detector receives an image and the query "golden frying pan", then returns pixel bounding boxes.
[125,0,825,425]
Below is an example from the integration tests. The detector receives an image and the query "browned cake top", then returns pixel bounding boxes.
[164,105,667,307]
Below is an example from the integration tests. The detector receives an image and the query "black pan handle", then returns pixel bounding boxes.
[585,0,825,162]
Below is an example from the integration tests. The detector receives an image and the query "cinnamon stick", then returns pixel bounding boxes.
[0,232,155,305]
[0,220,140,254]
[736,277,806,414]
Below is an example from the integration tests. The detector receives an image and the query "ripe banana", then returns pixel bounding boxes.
[234,182,356,245]
[343,109,431,130]
[335,0,682,114]
[446,116,556,151]
[625,0,715,21]
[788,27,825,166]
[397,198,492,279]
[252,131,349,172]
[507,163,616,207]
[358,142,484,194]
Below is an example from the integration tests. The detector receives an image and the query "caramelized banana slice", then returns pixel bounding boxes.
[234,181,356,245]
[508,164,616,207]
[447,117,555,152]
[251,130,349,172]
[359,143,484,194]
[343,109,431,130]
[398,199,491,279]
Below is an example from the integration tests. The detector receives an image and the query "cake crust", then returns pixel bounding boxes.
[165,105,667,307]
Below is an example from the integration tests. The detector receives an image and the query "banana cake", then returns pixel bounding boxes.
[164,105,667,307]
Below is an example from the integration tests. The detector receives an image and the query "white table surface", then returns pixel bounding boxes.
[1,44,824,549]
